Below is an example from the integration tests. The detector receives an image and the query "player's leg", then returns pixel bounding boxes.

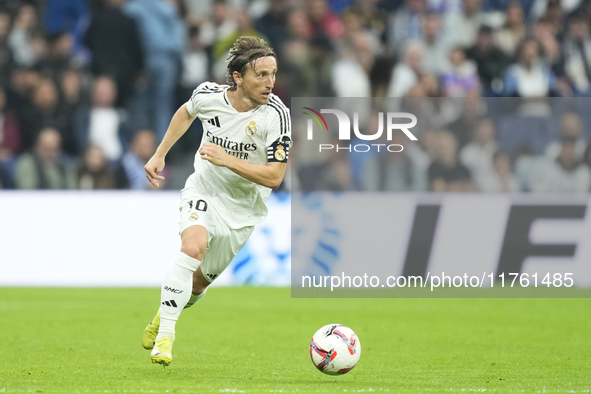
[143,264,210,349]
[184,265,210,308]
[194,225,255,288]
[150,225,208,365]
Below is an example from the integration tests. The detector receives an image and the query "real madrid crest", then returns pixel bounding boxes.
[274,144,286,161]
[245,120,257,136]
[190,212,199,221]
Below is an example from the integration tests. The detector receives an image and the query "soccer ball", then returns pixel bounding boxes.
[309,324,361,375]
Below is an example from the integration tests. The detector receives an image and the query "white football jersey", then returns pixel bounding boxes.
[184,82,291,228]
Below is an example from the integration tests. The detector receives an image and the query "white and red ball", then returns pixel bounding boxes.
[309,324,361,375]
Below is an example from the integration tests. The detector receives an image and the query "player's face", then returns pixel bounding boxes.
[241,56,277,105]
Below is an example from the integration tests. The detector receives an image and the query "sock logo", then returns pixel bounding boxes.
[206,273,219,281]
[162,300,178,307]
[164,286,184,294]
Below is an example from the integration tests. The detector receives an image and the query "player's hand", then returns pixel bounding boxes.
[199,143,229,166]
[144,155,166,188]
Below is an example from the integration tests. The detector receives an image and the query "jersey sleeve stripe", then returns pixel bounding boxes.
[191,86,224,100]
[266,101,286,135]
[270,96,290,135]
[269,97,287,134]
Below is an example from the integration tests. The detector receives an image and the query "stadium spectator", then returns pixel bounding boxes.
[214,10,265,61]
[0,86,20,162]
[477,150,520,192]
[197,0,238,48]
[415,126,440,162]
[415,73,461,128]
[20,78,75,155]
[465,25,511,95]
[45,31,74,81]
[307,0,345,41]
[562,13,591,96]
[76,144,115,190]
[60,66,84,114]
[74,76,128,162]
[428,0,462,14]
[420,13,450,77]
[332,31,374,97]
[6,65,38,122]
[180,25,209,100]
[444,0,484,48]
[0,159,11,188]
[514,144,544,191]
[282,11,334,97]
[494,1,527,56]
[118,129,159,190]
[0,11,14,86]
[428,130,474,191]
[459,118,499,188]
[254,0,290,55]
[298,144,357,191]
[123,0,185,141]
[44,0,88,36]
[533,17,560,68]
[184,0,245,22]
[338,7,381,55]
[502,37,556,103]
[286,8,314,42]
[350,0,389,46]
[212,10,266,82]
[361,132,429,191]
[531,139,591,192]
[447,92,486,146]
[14,127,75,190]
[534,0,566,38]
[84,0,144,109]
[8,4,41,67]
[441,47,480,97]
[584,141,591,169]
[387,40,424,97]
[370,52,397,97]
[298,35,335,97]
[545,111,587,161]
[398,79,456,130]
[389,0,427,54]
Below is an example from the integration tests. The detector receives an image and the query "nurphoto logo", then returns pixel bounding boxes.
[302,107,418,153]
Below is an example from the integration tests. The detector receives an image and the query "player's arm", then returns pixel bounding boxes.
[199,142,287,189]
[144,104,197,188]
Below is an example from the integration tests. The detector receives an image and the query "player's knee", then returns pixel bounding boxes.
[180,242,206,261]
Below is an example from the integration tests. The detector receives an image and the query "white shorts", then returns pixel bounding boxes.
[179,189,254,282]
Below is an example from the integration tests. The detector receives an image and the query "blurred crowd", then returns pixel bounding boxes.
[295,97,591,192]
[0,0,591,192]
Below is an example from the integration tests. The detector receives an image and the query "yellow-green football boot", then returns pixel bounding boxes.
[141,308,160,350]
[151,337,173,366]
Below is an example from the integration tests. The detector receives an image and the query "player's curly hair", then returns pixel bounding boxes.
[226,36,276,88]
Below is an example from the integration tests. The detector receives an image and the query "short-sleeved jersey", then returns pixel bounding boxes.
[184,82,291,228]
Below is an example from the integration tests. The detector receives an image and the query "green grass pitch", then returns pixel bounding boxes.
[1,287,590,393]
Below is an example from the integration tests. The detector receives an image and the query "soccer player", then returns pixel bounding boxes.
[141,36,291,365]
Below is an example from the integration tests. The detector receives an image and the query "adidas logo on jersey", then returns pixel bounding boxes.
[207,116,221,127]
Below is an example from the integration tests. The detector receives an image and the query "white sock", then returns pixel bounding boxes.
[157,252,200,341]
[184,288,208,309]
